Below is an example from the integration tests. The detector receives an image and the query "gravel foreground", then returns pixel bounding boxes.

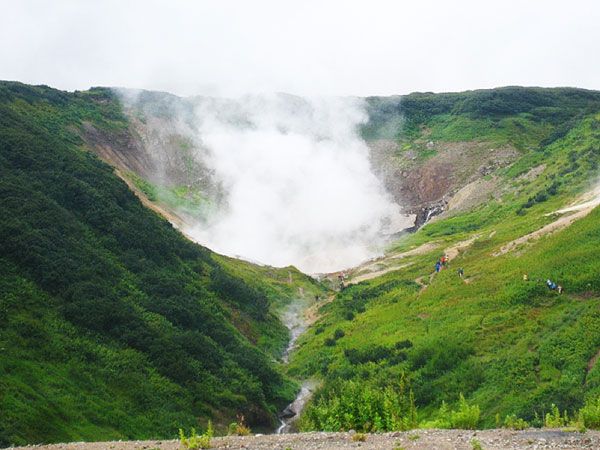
[5,429,600,450]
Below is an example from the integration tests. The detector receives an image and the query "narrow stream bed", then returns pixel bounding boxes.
[279,298,309,364]
[276,380,317,434]
[275,298,318,433]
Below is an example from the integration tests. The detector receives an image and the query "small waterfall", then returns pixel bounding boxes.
[276,381,316,434]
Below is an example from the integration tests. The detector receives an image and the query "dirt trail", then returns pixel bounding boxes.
[415,273,435,292]
[348,263,413,285]
[346,235,479,289]
[414,275,427,290]
[495,207,596,257]
[445,235,480,260]
[9,429,600,450]
[389,241,439,260]
[304,295,335,326]
[551,185,600,215]
[343,242,439,286]
[495,187,600,257]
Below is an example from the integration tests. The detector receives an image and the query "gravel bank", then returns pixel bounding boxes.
[5,429,600,450]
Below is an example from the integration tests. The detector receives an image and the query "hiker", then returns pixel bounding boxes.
[435,260,441,273]
[523,274,529,281]
[457,267,464,278]
[546,279,557,290]
[557,285,563,294]
[441,255,448,267]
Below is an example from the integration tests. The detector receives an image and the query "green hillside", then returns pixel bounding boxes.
[291,90,600,431]
[363,86,600,146]
[2,82,600,444]
[0,81,325,446]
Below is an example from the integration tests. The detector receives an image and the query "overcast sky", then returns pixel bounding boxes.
[1,0,598,97]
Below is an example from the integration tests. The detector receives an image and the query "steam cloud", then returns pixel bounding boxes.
[184,94,408,273]
[119,90,410,273]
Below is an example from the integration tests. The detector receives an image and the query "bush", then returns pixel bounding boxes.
[324,337,336,347]
[333,329,345,340]
[179,422,213,449]
[344,345,393,365]
[544,404,569,428]
[470,438,483,450]
[435,394,480,430]
[578,396,600,429]
[395,339,413,350]
[228,414,251,436]
[301,375,417,432]
[504,414,529,430]
[351,432,367,442]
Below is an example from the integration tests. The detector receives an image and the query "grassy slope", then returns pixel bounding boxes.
[0,81,324,446]
[291,94,600,429]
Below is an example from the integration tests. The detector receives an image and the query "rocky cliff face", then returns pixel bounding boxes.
[367,138,520,227]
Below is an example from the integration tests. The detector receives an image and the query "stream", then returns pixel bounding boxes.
[276,380,317,434]
[275,298,317,433]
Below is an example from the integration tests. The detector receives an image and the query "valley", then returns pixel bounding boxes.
[2,82,600,446]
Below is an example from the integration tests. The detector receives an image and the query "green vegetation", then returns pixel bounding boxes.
[362,87,600,148]
[544,404,570,428]
[351,432,367,442]
[422,395,480,430]
[579,396,600,429]
[227,416,252,436]
[0,81,324,446]
[292,91,600,432]
[503,414,529,430]
[300,375,417,432]
[471,438,484,450]
[129,172,214,221]
[2,82,600,443]
[179,423,213,450]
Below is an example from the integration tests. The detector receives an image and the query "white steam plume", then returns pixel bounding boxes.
[185,94,409,273]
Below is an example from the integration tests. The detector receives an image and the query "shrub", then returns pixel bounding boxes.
[334,329,345,340]
[578,396,600,429]
[344,345,393,365]
[351,432,367,442]
[471,438,483,450]
[428,396,480,430]
[228,414,251,436]
[301,375,417,432]
[395,339,413,350]
[179,422,213,449]
[544,404,568,428]
[504,414,529,430]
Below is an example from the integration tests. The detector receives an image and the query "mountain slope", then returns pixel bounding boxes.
[290,97,600,430]
[363,86,600,225]
[0,81,325,446]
